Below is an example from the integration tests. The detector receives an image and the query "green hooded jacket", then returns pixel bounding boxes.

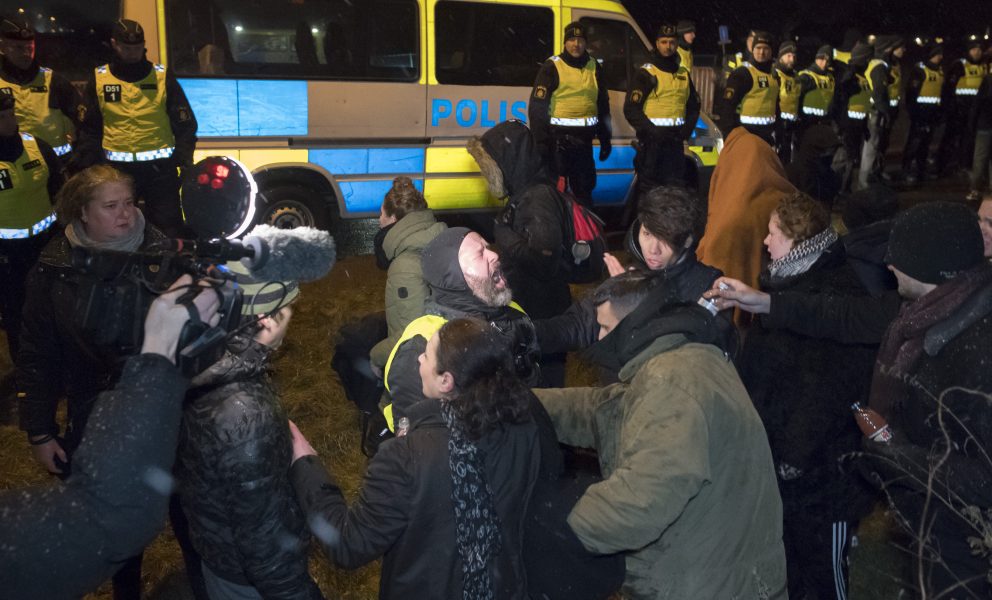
[535,334,787,600]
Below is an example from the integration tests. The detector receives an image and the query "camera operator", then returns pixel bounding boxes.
[15,164,167,598]
[0,275,220,599]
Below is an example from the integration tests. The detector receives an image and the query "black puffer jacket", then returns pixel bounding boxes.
[472,120,572,320]
[291,397,541,600]
[176,337,323,600]
[17,225,167,444]
[739,242,878,521]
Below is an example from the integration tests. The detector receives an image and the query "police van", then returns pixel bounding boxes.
[24,0,721,235]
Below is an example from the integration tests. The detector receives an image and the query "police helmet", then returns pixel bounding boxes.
[1,17,34,41]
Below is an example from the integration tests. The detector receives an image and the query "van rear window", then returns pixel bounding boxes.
[165,0,419,81]
[434,2,553,87]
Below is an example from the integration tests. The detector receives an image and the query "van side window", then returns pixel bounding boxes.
[8,1,119,81]
[434,2,553,86]
[165,0,419,81]
[579,17,651,92]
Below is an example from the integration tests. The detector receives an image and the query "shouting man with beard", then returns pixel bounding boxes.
[380,227,543,433]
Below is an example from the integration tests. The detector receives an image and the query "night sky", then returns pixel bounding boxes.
[621,0,992,57]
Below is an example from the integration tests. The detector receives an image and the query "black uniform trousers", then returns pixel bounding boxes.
[550,129,597,208]
[627,133,685,225]
[858,111,893,189]
[902,109,941,180]
[0,229,55,362]
[936,97,975,174]
[111,159,184,237]
[838,116,868,191]
[777,118,798,165]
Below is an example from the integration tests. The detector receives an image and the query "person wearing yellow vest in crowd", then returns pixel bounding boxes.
[721,29,756,89]
[76,20,197,237]
[381,227,542,433]
[797,46,836,137]
[0,94,65,363]
[0,17,83,169]
[624,22,700,204]
[834,41,873,192]
[775,41,801,164]
[832,29,862,78]
[936,41,988,176]
[676,20,696,72]
[715,31,779,145]
[902,44,945,184]
[858,36,905,189]
[528,22,611,208]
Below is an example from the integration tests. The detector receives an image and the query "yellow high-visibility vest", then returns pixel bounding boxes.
[95,63,175,161]
[641,62,691,126]
[798,69,834,116]
[677,45,694,72]
[0,133,55,239]
[738,63,779,125]
[776,68,801,119]
[847,73,871,119]
[956,59,987,96]
[917,62,943,106]
[0,68,73,156]
[548,55,599,126]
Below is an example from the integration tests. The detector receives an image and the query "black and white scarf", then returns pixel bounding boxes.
[441,401,502,600]
[768,227,838,280]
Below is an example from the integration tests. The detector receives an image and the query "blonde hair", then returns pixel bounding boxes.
[55,165,134,225]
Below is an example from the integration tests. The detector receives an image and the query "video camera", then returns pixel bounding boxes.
[72,157,291,376]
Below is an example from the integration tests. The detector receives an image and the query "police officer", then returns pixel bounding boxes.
[797,45,836,134]
[936,40,988,175]
[775,41,801,163]
[0,17,83,166]
[677,20,696,72]
[721,29,757,86]
[859,35,905,188]
[624,22,699,202]
[0,94,65,361]
[716,31,778,144]
[529,21,611,207]
[835,41,873,191]
[902,44,945,184]
[77,19,197,236]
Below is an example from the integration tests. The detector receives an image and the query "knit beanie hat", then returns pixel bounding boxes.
[928,43,944,59]
[225,260,300,316]
[884,202,985,284]
[677,20,696,35]
[564,22,586,40]
[815,45,833,59]
[778,41,797,58]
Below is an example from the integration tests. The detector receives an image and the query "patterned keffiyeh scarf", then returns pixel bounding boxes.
[441,401,502,600]
[767,227,838,280]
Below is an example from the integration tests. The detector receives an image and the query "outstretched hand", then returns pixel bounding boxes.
[702,277,772,314]
[141,275,222,363]
[289,420,318,464]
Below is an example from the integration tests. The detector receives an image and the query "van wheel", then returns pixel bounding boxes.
[258,184,332,230]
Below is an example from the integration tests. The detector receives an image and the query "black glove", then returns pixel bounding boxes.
[495,203,515,227]
[598,136,612,161]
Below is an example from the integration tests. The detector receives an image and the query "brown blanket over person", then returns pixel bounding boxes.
[698,128,797,291]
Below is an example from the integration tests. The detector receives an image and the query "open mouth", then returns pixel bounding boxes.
[491,269,505,289]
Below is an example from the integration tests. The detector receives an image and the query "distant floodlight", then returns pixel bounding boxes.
[311,27,319,34]
[234,25,244,32]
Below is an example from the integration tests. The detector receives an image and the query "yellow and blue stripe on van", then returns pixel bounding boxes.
[182,78,716,216]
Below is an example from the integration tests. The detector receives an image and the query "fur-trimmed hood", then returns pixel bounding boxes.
[467,120,551,200]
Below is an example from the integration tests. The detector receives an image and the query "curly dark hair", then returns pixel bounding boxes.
[435,318,532,440]
[775,192,831,243]
[639,185,702,250]
[382,176,428,221]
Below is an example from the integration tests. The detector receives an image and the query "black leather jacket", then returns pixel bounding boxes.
[176,337,323,599]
